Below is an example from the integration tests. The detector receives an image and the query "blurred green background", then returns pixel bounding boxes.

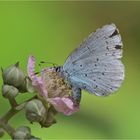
[0,1,140,139]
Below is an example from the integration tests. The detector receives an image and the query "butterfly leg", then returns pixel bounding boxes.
[71,86,81,106]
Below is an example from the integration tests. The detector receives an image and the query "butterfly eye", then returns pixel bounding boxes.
[55,67,60,72]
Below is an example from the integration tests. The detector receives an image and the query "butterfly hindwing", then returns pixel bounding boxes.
[67,57,124,96]
[63,23,124,96]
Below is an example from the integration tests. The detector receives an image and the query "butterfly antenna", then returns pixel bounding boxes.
[34,72,40,75]
[39,61,58,67]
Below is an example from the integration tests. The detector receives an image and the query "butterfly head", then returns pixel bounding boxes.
[54,66,67,79]
[55,66,61,73]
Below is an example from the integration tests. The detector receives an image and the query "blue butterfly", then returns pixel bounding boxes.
[55,23,124,105]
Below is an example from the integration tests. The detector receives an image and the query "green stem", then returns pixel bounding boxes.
[8,97,18,108]
[0,95,37,138]
[1,95,37,123]
[0,121,15,137]
[1,108,18,124]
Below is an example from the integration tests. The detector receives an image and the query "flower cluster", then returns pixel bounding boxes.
[0,56,80,139]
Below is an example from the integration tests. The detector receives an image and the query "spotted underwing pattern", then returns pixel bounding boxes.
[61,23,124,97]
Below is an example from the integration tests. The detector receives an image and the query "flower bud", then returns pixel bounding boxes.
[25,77,35,93]
[39,106,57,128]
[16,126,31,135]
[2,85,19,98]
[19,77,36,93]
[2,62,25,91]
[25,99,47,123]
[12,126,31,140]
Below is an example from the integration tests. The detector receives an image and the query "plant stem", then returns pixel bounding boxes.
[1,108,18,124]
[0,95,37,138]
[0,121,15,137]
[1,95,37,123]
[8,97,18,108]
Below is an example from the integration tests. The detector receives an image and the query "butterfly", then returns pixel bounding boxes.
[48,23,124,105]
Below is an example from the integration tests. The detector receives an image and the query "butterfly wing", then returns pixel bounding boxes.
[63,23,124,96]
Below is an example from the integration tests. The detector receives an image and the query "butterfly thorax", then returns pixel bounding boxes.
[55,66,70,83]
[42,67,71,98]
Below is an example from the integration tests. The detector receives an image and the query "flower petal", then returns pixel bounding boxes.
[27,56,35,79]
[27,56,48,97]
[48,97,79,116]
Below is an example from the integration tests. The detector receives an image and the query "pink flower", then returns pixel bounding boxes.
[27,56,79,116]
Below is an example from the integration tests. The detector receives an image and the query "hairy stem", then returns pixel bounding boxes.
[8,97,18,108]
[1,108,19,124]
[1,95,37,123]
[0,95,37,138]
[0,121,15,137]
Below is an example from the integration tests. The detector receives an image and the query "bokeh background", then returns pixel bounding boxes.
[0,1,140,139]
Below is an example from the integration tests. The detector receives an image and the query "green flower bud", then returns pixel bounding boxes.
[18,79,27,93]
[2,85,19,98]
[19,77,35,93]
[0,128,4,137]
[25,77,35,93]
[25,99,47,123]
[40,106,57,128]
[12,126,31,140]
[16,126,31,135]
[2,62,26,91]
